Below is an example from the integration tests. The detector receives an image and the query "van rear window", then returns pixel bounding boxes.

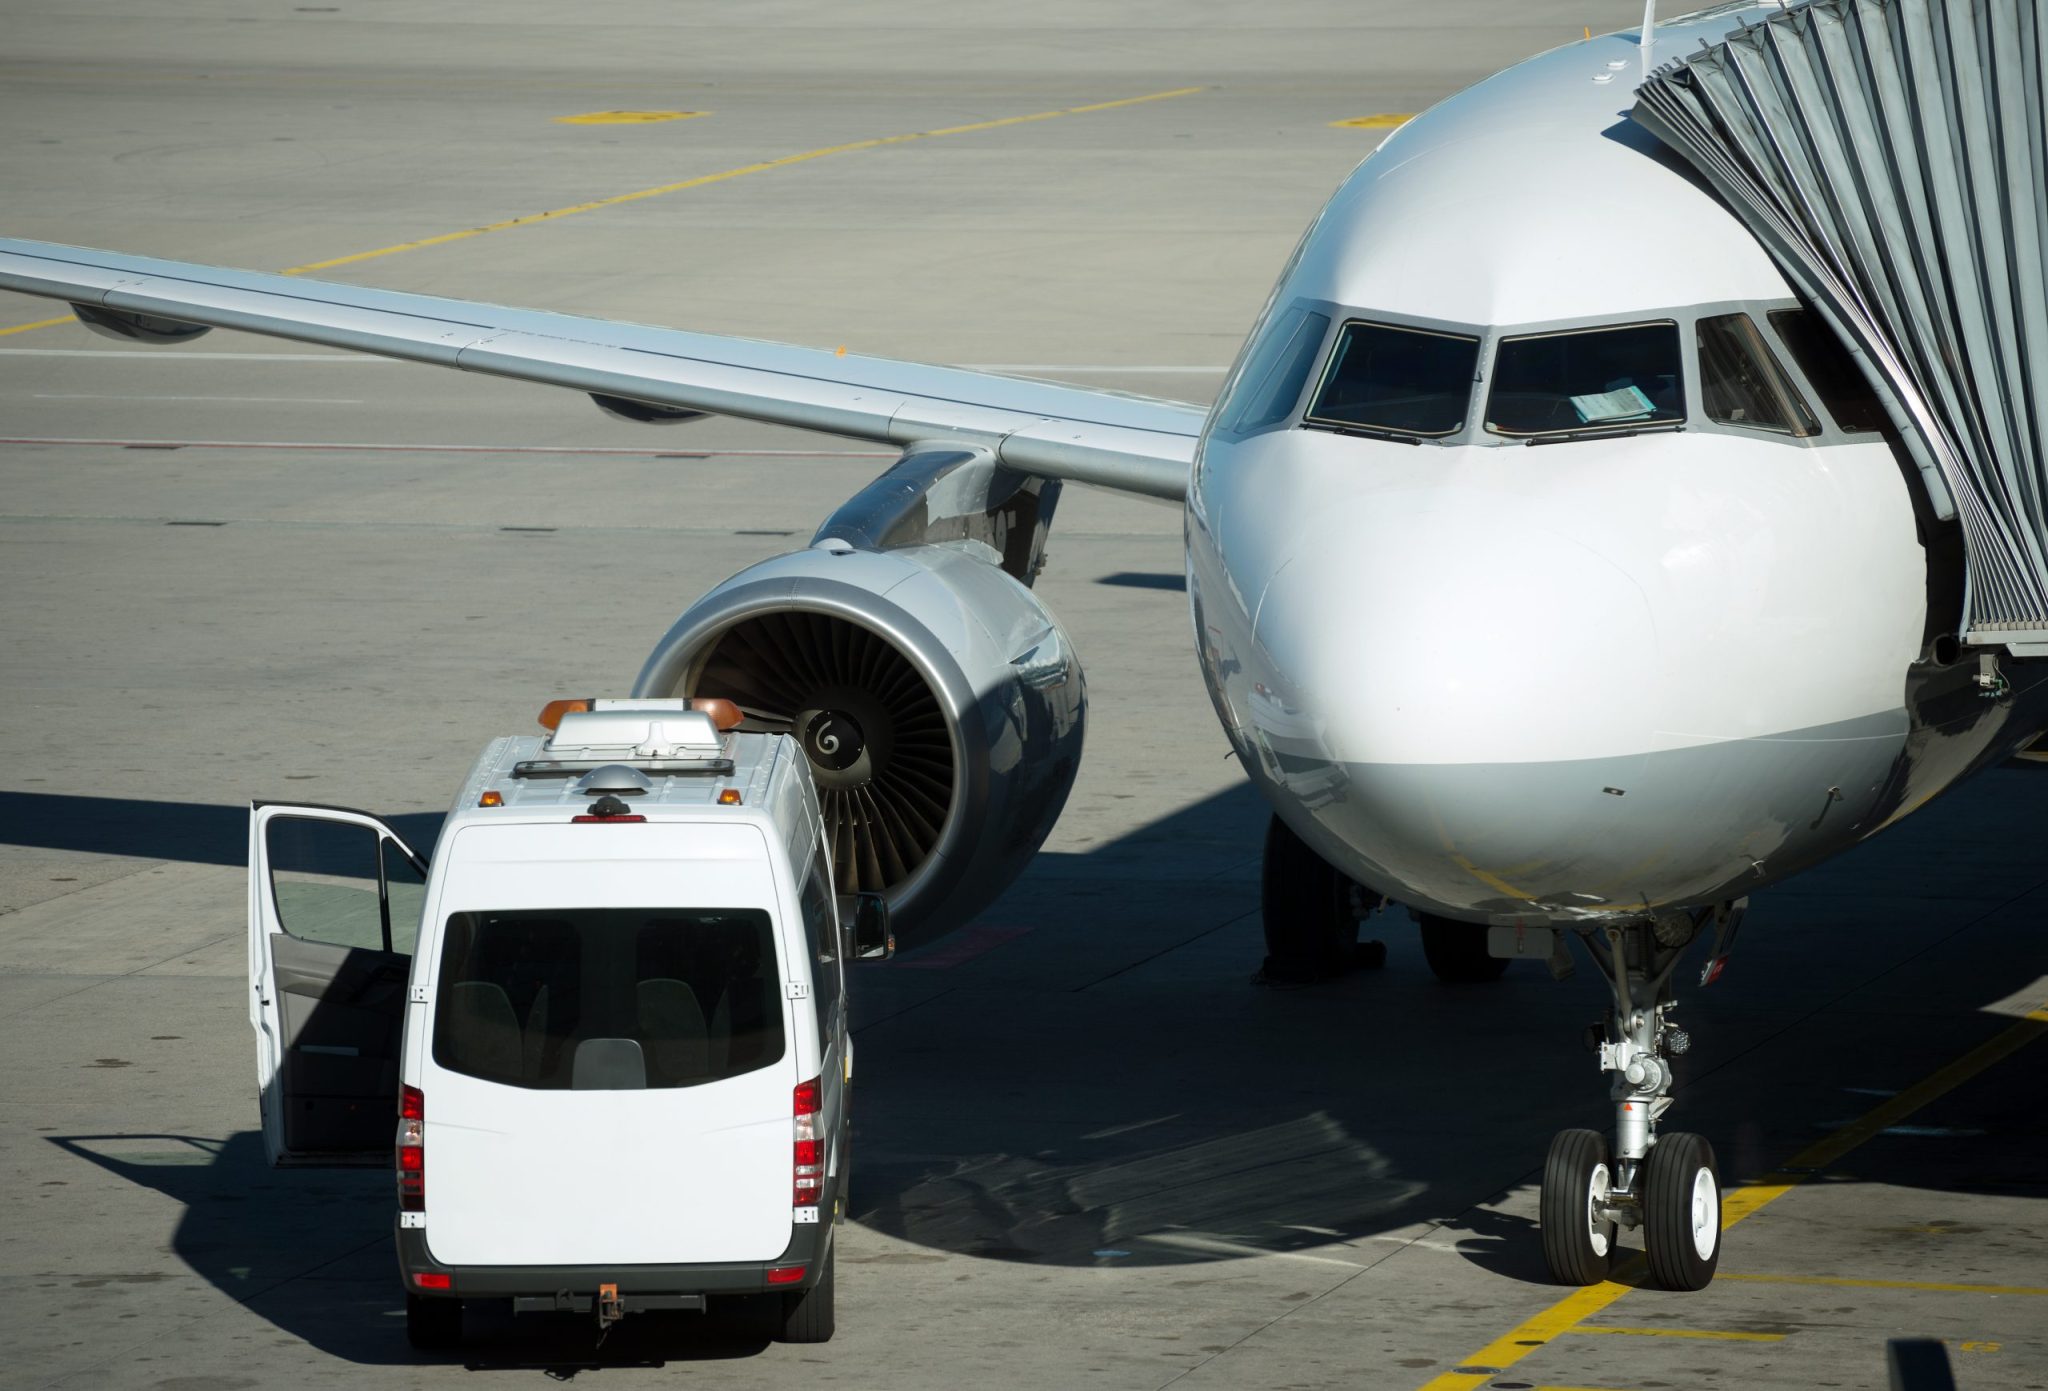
[433,908,785,1090]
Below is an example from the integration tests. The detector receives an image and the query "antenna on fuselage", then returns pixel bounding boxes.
[1640,0,1657,75]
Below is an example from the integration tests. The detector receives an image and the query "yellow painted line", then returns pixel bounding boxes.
[0,84,1206,330]
[1451,854,1538,902]
[1331,113,1412,128]
[1718,1272,2048,1297]
[1577,1324,1785,1343]
[0,314,75,338]
[554,110,707,125]
[1415,1002,2048,1391]
[256,87,1202,277]
[1720,1003,2048,1223]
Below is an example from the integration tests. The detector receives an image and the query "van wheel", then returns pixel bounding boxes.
[405,1294,463,1350]
[778,1244,835,1343]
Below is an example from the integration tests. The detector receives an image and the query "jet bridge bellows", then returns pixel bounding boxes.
[1632,0,2048,652]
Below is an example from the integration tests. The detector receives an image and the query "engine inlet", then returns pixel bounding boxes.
[693,612,955,894]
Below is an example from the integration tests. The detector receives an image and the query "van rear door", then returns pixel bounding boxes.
[246,803,428,1166]
[416,822,800,1267]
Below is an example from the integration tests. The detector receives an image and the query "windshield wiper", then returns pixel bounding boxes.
[1524,422,1685,447]
[1302,421,1424,446]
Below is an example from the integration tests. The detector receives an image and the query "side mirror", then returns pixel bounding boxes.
[844,892,895,961]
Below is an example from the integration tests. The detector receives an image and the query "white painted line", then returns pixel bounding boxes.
[1081,1114,1181,1140]
[1359,1231,1470,1254]
[34,393,366,404]
[0,349,382,361]
[0,348,1229,373]
[964,364,1227,374]
[1138,1232,1365,1267]
[0,436,892,458]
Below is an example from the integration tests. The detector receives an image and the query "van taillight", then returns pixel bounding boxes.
[397,1084,425,1212]
[793,1078,822,1209]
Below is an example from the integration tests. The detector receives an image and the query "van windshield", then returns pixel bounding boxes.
[433,908,785,1091]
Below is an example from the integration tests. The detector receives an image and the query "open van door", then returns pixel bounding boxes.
[247,802,428,1166]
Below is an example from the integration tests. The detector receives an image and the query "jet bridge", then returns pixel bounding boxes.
[1632,0,2048,654]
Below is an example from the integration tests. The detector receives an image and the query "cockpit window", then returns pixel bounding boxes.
[1304,321,1480,437]
[1697,313,1819,436]
[1768,309,1888,434]
[1217,305,1331,434]
[1485,321,1684,437]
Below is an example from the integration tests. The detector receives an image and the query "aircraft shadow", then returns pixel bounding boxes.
[1094,570,1186,591]
[843,769,2048,1280]
[27,763,2048,1363]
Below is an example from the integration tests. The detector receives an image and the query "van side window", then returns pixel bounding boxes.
[1697,313,1819,437]
[384,838,426,955]
[433,908,785,1090]
[799,847,842,1029]
[266,815,387,951]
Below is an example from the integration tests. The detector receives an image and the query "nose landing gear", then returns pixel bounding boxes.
[1540,910,1734,1290]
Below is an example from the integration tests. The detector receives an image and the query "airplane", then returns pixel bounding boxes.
[4,0,2044,1298]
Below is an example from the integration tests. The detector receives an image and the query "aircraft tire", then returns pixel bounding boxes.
[1418,914,1510,982]
[1540,1127,1616,1285]
[405,1293,463,1350]
[1259,814,1361,982]
[1644,1131,1721,1291]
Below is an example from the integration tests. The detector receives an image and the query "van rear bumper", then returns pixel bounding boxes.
[395,1220,832,1299]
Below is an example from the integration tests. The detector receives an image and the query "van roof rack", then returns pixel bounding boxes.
[512,755,735,779]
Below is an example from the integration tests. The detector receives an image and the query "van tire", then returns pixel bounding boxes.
[778,1244,835,1343]
[405,1294,462,1350]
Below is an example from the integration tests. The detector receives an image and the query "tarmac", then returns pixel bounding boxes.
[2,3,2045,1389]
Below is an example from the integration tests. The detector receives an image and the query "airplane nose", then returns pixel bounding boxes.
[1246,507,1666,916]
[1254,508,1661,770]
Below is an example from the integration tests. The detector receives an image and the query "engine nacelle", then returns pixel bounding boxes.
[69,302,211,344]
[634,541,1086,948]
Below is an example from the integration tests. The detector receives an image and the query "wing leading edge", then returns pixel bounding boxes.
[0,238,1201,501]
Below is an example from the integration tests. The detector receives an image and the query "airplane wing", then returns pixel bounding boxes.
[0,238,1203,501]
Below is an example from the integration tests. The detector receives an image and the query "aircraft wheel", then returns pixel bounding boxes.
[1260,815,1375,982]
[405,1293,463,1350]
[1540,1127,1616,1285]
[1644,1132,1721,1290]
[1418,913,1509,982]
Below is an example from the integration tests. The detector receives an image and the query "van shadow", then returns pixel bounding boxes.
[47,1132,772,1369]
[0,790,444,866]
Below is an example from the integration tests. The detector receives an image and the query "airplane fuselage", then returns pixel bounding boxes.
[1184,7,2048,925]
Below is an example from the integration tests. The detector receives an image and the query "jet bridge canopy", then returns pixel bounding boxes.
[1632,0,2048,652]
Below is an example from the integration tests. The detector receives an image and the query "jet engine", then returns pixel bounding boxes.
[633,446,1085,948]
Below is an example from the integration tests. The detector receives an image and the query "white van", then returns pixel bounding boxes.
[245,699,892,1349]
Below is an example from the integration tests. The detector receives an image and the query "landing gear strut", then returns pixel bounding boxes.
[1258,815,1386,982]
[1539,912,1726,1290]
